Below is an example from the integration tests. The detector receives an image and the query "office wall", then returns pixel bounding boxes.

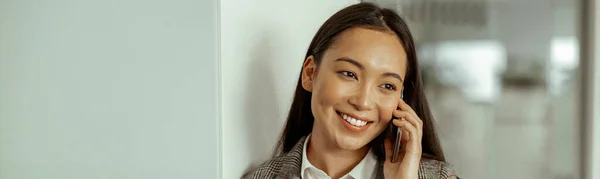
[220,0,358,178]
[0,0,220,178]
[591,1,600,178]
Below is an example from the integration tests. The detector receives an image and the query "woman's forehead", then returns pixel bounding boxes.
[323,28,407,74]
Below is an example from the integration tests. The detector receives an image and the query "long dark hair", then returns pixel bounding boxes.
[274,2,445,162]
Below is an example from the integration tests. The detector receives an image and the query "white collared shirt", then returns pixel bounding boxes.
[300,135,378,179]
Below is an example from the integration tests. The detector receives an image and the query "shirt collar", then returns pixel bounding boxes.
[300,134,378,179]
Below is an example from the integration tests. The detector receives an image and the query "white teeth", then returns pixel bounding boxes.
[341,113,367,127]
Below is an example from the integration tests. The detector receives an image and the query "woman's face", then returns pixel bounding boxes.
[302,27,407,150]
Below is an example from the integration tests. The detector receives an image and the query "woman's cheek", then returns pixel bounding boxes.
[378,99,398,122]
[316,77,350,104]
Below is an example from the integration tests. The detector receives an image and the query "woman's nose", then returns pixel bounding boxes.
[348,85,376,111]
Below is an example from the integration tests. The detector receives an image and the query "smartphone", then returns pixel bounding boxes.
[390,91,403,163]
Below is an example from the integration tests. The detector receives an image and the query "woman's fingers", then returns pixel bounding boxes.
[382,99,424,179]
[392,110,422,138]
[391,119,421,153]
[398,99,418,118]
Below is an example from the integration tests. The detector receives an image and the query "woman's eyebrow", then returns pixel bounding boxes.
[334,57,364,70]
[382,72,403,83]
[335,57,404,82]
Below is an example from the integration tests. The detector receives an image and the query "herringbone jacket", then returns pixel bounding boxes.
[242,136,458,179]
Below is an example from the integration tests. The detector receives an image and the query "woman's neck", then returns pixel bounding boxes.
[306,133,370,178]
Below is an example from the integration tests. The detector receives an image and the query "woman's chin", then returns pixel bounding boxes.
[335,136,370,150]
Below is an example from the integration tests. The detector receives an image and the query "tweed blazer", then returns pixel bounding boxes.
[242,136,458,179]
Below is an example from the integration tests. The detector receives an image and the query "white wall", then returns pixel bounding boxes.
[592,1,600,178]
[0,0,220,178]
[220,0,358,178]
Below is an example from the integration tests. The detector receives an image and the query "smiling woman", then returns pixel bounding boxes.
[242,2,458,179]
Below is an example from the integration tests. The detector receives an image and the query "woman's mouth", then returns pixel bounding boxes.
[342,113,367,126]
[337,111,372,132]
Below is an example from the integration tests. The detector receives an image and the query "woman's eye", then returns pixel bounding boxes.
[339,71,357,79]
[380,84,396,91]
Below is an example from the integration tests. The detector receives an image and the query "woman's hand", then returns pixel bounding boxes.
[383,99,423,179]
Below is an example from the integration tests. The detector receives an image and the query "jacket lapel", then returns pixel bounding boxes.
[278,136,433,179]
[277,136,306,178]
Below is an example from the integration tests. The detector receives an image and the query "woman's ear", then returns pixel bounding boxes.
[401,88,404,99]
[301,56,316,92]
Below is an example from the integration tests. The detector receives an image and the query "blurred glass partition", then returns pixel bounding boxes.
[364,0,582,178]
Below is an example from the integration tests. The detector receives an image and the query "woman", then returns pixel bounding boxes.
[243,2,458,179]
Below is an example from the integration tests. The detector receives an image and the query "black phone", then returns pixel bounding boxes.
[390,91,403,163]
